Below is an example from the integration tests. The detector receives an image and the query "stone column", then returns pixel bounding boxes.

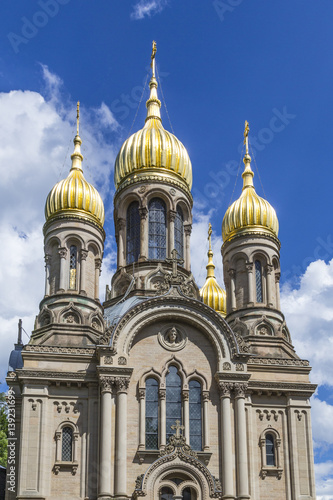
[229,269,236,311]
[168,210,176,258]
[80,249,88,295]
[138,388,145,450]
[139,207,148,261]
[219,382,234,499]
[234,383,249,500]
[98,376,113,500]
[159,388,166,449]
[58,247,68,292]
[114,377,130,499]
[275,272,281,310]
[245,262,254,306]
[266,264,274,307]
[184,224,192,271]
[202,391,210,451]
[44,254,51,296]
[117,218,126,267]
[95,258,102,300]
[182,390,190,444]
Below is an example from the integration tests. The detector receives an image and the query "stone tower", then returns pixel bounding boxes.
[222,121,291,358]
[36,102,106,344]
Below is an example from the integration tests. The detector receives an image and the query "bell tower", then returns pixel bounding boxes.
[222,122,293,357]
[106,42,197,303]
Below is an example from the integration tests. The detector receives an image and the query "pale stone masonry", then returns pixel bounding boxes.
[6,49,316,500]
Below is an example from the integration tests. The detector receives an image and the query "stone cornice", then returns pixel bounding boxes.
[248,381,317,396]
[15,369,97,383]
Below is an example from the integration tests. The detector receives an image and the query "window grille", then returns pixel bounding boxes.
[166,366,182,443]
[145,378,159,449]
[69,246,77,289]
[62,426,73,461]
[189,380,202,450]
[255,260,263,302]
[126,201,141,264]
[174,206,184,259]
[265,433,275,466]
[148,198,167,260]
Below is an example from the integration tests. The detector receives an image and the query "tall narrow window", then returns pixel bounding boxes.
[266,433,275,466]
[255,260,263,302]
[69,246,77,290]
[174,205,184,259]
[62,426,73,461]
[145,378,159,449]
[189,380,202,450]
[166,366,182,444]
[148,198,167,260]
[126,201,141,264]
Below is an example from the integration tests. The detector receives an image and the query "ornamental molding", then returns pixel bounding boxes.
[248,357,309,367]
[249,381,317,394]
[16,370,96,382]
[134,434,222,499]
[24,345,96,356]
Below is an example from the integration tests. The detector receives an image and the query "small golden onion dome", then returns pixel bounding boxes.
[200,224,227,317]
[114,42,192,192]
[45,103,105,229]
[222,121,278,243]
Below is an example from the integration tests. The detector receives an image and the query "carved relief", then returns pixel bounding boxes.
[234,382,248,398]
[118,356,127,365]
[222,362,231,371]
[158,325,187,352]
[218,382,233,397]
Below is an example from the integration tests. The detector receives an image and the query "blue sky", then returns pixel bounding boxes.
[1,1,333,497]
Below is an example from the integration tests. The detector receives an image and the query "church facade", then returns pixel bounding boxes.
[6,45,317,500]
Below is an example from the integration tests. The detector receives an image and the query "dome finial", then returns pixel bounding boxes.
[146,40,161,123]
[151,40,157,78]
[242,120,254,190]
[206,223,216,278]
[76,101,80,136]
[70,101,83,171]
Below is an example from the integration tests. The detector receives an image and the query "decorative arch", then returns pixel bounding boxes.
[36,304,55,329]
[259,427,283,479]
[58,301,84,325]
[252,316,276,336]
[134,434,222,499]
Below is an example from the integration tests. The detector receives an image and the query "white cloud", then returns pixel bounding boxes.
[281,259,333,387]
[0,66,119,386]
[315,461,333,499]
[191,208,224,289]
[130,0,168,20]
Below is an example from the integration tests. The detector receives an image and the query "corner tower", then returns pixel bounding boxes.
[34,103,106,344]
[222,122,292,357]
[107,42,196,302]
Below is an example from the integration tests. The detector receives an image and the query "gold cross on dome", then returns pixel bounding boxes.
[76,101,80,136]
[151,40,157,77]
[171,420,185,438]
[244,120,249,154]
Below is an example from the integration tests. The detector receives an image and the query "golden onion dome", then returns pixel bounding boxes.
[222,121,278,243]
[200,224,227,317]
[114,42,192,192]
[45,103,105,229]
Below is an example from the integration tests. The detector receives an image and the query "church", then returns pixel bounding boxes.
[6,43,317,500]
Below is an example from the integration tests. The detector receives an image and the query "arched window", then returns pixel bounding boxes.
[166,366,182,443]
[266,433,275,466]
[148,198,167,260]
[189,380,202,451]
[255,260,263,302]
[160,487,174,500]
[146,378,158,450]
[62,426,73,461]
[174,205,184,259]
[126,201,141,264]
[69,246,77,290]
